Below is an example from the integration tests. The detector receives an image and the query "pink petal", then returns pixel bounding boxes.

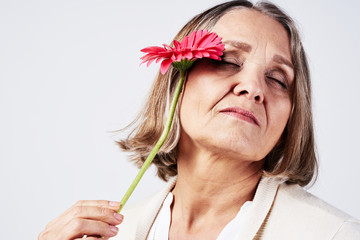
[173,40,181,50]
[193,30,204,48]
[141,46,164,53]
[180,35,189,49]
[172,53,182,61]
[198,33,217,49]
[160,59,173,74]
[182,51,193,59]
[162,44,173,50]
[156,57,164,63]
[202,52,210,57]
[146,58,156,67]
[188,30,196,48]
[208,53,222,60]
[194,52,203,58]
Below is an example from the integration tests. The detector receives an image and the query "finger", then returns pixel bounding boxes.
[74,237,109,240]
[70,205,124,225]
[58,200,121,228]
[87,236,110,240]
[64,218,119,239]
[74,238,99,240]
[74,236,110,240]
[74,200,121,211]
[45,200,121,230]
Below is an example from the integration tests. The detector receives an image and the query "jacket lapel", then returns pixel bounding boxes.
[236,177,283,240]
[135,178,177,240]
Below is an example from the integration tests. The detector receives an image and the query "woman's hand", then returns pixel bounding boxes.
[38,200,123,240]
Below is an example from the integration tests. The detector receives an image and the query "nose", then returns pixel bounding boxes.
[232,66,264,103]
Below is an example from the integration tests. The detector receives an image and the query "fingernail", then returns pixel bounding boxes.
[114,212,123,222]
[109,201,120,207]
[110,225,119,234]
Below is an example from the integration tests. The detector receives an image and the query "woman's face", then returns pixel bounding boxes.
[179,9,294,161]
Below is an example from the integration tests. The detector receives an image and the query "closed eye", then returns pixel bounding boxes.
[267,76,287,88]
[220,60,242,68]
[218,57,244,70]
[204,58,243,71]
[265,69,289,90]
[266,74,289,90]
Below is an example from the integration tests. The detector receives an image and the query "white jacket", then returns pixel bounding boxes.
[115,177,360,239]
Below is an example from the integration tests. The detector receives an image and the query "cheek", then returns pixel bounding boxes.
[181,71,220,117]
[179,70,224,135]
[179,79,201,134]
[266,98,292,141]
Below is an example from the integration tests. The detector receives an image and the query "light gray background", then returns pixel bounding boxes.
[1,0,359,239]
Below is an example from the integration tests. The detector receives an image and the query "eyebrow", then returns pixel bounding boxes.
[273,54,293,69]
[223,40,252,53]
[223,40,293,69]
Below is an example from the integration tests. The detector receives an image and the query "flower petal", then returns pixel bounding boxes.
[160,59,173,74]
[140,29,224,74]
[182,51,193,59]
[180,35,189,49]
[140,46,164,53]
[197,33,217,49]
[188,30,196,48]
[146,58,156,67]
[194,51,203,58]
[173,40,181,50]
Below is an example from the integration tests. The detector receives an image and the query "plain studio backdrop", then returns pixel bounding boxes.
[1,0,359,239]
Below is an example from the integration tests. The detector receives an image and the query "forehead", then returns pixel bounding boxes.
[212,8,291,58]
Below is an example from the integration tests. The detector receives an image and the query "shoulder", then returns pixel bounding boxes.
[332,220,360,239]
[262,181,360,239]
[277,183,354,221]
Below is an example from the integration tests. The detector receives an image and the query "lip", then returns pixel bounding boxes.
[219,107,260,126]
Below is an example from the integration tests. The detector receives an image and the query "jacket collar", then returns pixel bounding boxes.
[135,177,177,240]
[135,176,283,240]
[237,176,284,239]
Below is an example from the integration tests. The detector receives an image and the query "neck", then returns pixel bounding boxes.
[171,144,264,234]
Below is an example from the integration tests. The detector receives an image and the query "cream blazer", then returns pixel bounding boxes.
[115,177,360,240]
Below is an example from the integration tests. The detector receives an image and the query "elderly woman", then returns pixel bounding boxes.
[39,1,360,239]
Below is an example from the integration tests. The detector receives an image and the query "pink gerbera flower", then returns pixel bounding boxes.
[140,29,225,74]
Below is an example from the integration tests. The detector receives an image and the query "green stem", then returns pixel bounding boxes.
[118,70,185,212]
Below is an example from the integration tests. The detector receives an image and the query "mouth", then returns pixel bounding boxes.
[219,107,260,126]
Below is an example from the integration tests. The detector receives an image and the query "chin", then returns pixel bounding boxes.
[203,137,267,161]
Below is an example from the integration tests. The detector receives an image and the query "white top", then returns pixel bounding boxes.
[147,192,252,240]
